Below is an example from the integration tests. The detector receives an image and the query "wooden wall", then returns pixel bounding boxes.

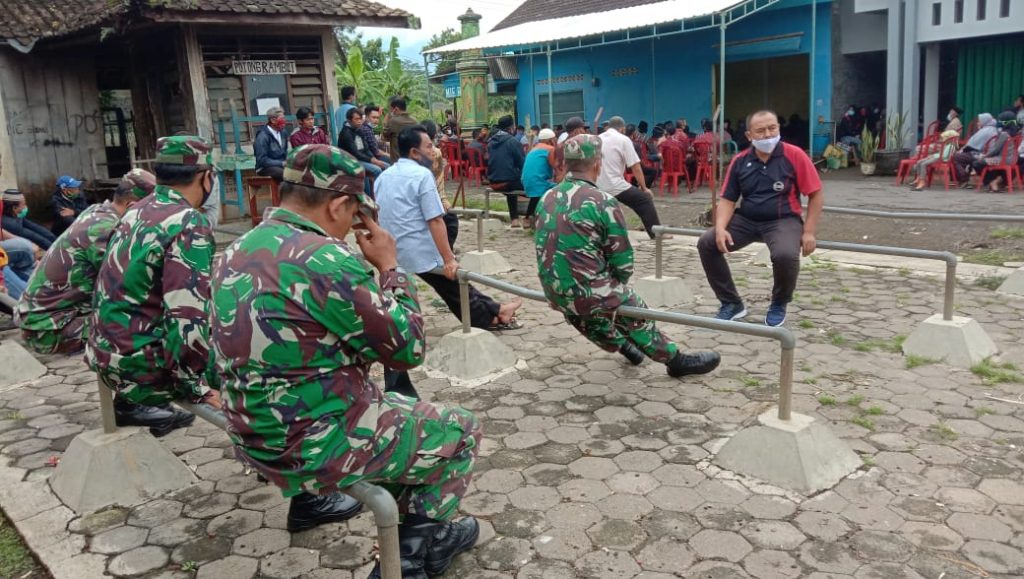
[0,47,105,201]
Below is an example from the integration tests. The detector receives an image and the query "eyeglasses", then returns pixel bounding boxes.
[749,125,780,138]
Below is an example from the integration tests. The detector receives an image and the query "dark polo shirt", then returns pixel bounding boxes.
[720,142,822,221]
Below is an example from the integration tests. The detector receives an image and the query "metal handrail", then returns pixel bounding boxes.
[171,399,402,579]
[650,225,959,321]
[818,206,1024,223]
[448,208,486,254]
[444,268,798,420]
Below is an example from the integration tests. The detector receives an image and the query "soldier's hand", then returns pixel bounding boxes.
[715,228,735,254]
[355,217,399,272]
[443,258,459,280]
[201,390,223,410]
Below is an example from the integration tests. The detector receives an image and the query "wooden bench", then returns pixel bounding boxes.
[245,175,280,227]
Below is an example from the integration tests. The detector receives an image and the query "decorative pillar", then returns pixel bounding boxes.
[456,9,489,137]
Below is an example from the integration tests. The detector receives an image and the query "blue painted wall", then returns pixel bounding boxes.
[513,0,831,137]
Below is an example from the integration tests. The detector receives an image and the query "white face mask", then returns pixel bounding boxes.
[947,113,954,121]
[752,135,781,154]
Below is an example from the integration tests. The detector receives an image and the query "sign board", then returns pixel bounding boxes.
[232,60,297,75]
[445,85,462,99]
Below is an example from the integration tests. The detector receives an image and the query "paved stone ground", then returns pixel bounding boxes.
[1,226,1023,578]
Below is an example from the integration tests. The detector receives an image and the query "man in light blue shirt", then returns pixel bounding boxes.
[375,125,522,330]
[334,86,358,137]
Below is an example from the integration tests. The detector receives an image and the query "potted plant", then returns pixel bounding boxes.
[859,126,877,176]
[874,111,911,175]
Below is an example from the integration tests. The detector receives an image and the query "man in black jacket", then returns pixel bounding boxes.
[253,107,289,182]
[339,108,387,197]
[487,116,527,228]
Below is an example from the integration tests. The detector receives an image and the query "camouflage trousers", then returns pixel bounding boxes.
[561,288,678,364]
[21,316,87,356]
[340,393,482,521]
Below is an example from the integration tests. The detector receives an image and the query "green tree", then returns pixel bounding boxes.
[423,28,463,76]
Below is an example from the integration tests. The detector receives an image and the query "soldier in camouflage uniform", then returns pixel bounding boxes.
[87,136,220,436]
[209,144,480,577]
[535,134,721,377]
[17,169,155,355]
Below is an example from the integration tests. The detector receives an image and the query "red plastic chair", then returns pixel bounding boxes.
[465,147,487,186]
[924,138,959,190]
[658,144,690,195]
[897,134,937,185]
[441,141,465,180]
[976,135,1023,193]
[924,120,940,138]
[691,142,716,191]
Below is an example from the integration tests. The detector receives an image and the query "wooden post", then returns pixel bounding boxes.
[180,24,213,139]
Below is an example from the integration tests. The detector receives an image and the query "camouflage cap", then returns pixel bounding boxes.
[283,144,377,211]
[121,168,156,199]
[155,135,213,166]
[563,134,603,160]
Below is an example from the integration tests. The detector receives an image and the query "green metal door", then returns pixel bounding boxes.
[956,37,1024,121]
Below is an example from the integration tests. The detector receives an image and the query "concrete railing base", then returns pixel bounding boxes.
[633,276,694,308]
[714,409,860,493]
[51,427,197,514]
[460,250,511,275]
[902,314,998,368]
[997,267,1024,298]
[426,327,517,380]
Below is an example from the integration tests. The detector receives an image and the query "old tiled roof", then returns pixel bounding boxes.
[492,0,666,31]
[0,0,410,48]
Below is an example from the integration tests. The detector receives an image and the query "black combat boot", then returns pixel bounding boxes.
[618,342,645,366]
[367,514,440,579]
[114,399,195,437]
[287,492,363,532]
[425,517,480,576]
[666,351,722,378]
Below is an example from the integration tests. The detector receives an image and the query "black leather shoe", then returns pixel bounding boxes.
[425,517,480,576]
[367,514,437,579]
[114,401,195,438]
[667,351,721,377]
[618,342,645,366]
[287,492,363,532]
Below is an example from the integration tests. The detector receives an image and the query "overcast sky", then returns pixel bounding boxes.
[362,0,525,64]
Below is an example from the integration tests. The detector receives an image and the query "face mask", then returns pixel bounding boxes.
[752,135,781,154]
[416,151,434,170]
[200,172,214,206]
[847,109,855,117]
[17,207,28,218]
[947,113,954,121]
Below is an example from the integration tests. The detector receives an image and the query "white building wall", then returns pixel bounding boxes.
[917,0,1023,43]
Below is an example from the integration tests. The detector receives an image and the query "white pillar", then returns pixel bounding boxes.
[922,43,940,133]
[901,0,920,148]
[885,2,902,125]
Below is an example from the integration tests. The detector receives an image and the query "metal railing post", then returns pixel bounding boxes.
[483,189,491,217]
[778,347,795,421]
[476,212,484,254]
[655,230,664,280]
[97,377,117,434]
[944,259,957,321]
[458,271,472,334]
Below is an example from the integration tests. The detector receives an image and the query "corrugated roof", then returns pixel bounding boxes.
[0,0,411,48]
[425,0,740,54]
[493,0,666,31]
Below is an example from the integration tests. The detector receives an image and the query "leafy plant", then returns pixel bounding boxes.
[885,110,910,151]
[990,227,1024,240]
[970,358,1023,384]
[905,354,939,369]
[860,126,878,163]
[817,394,837,406]
[852,416,875,431]
[974,276,1006,291]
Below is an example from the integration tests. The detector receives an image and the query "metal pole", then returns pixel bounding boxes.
[815,205,1024,223]
[424,54,433,123]
[778,347,795,421]
[809,0,817,157]
[459,272,472,334]
[655,232,663,280]
[650,38,656,122]
[376,518,402,579]
[96,375,117,434]
[483,188,491,217]
[718,20,726,187]
[944,260,957,321]
[476,212,484,254]
[546,45,554,128]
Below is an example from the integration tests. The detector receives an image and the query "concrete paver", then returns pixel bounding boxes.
[0,211,1023,578]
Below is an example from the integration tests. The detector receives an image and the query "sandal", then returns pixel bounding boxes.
[488,317,523,331]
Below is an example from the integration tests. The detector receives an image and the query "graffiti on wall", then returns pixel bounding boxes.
[5,108,104,147]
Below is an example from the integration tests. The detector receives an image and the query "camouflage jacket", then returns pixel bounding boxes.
[210,206,426,496]
[534,174,633,315]
[87,185,214,403]
[17,202,119,332]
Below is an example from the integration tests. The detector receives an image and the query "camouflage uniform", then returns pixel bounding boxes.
[535,135,678,363]
[87,138,215,406]
[210,144,480,521]
[18,170,155,355]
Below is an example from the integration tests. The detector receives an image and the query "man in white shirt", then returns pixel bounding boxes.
[376,125,523,331]
[596,116,663,239]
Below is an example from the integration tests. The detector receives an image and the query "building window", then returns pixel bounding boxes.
[932,2,941,25]
[538,90,585,125]
[978,0,987,20]
[1000,0,1010,17]
[954,0,964,22]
